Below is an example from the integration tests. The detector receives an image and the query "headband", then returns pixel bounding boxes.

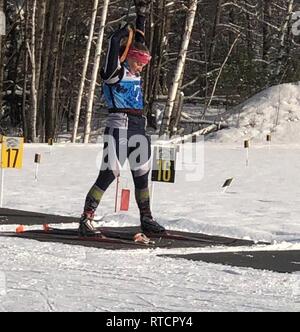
[127,48,152,65]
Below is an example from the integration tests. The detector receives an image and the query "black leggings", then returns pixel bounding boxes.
[97,125,151,191]
[83,116,152,218]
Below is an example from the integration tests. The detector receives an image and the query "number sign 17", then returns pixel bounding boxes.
[1,137,24,169]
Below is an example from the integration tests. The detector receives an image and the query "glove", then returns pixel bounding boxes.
[116,22,134,39]
[134,0,151,16]
[119,21,135,32]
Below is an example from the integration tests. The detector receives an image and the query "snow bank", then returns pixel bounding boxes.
[209,82,300,144]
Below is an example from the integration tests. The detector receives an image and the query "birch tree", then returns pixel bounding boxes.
[84,0,109,144]
[72,0,99,143]
[159,0,198,136]
[2,0,299,139]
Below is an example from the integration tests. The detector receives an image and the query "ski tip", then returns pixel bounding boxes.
[16,225,25,234]
[43,224,50,232]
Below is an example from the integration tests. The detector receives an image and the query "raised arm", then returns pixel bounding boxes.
[134,0,151,43]
[135,14,146,44]
[100,26,130,83]
[102,1,150,83]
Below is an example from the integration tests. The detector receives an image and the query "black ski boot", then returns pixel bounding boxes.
[140,215,165,234]
[78,212,101,237]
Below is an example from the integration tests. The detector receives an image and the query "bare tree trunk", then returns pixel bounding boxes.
[84,0,109,144]
[276,0,294,78]
[22,49,28,139]
[34,0,46,140]
[171,90,184,135]
[22,0,29,140]
[208,0,222,67]
[35,0,46,101]
[38,0,55,141]
[45,0,65,141]
[169,70,184,135]
[245,10,252,60]
[145,0,171,129]
[206,34,240,110]
[159,0,198,136]
[152,0,166,99]
[228,8,236,47]
[262,0,272,61]
[148,0,168,107]
[143,0,155,108]
[0,0,5,117]
[50,0,65,140]
[27,0,37,142]
[72,0,99,143]
[54,3,69,137]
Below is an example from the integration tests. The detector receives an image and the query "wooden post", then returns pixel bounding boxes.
[244,140,249,167]
[34,153,41,181]
[114,176,120,213]
[48,138,53,154]
[267,134,271,151]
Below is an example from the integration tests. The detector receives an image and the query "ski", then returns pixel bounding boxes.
[46,227,155,245]
[53,233,153,247]
[11,228,156,247]
[148,232,220,244]
[103,229,217,244]
[92,227,262,247]
[91,226,215,244]
[143,230,268,246]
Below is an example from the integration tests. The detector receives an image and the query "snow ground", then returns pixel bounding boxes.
[0,142,300,312]
[1,82,300,312]
[0,236,299,312]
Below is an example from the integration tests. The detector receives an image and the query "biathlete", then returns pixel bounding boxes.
[79,1,165,236]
